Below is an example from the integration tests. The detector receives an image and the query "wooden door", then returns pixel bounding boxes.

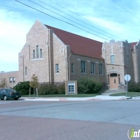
[110,77,118,89]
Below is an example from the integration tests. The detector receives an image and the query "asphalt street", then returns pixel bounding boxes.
[0,99,140,140]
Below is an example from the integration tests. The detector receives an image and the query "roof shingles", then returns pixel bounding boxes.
[45,25,103,59]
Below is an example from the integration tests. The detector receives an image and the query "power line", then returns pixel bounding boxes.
[111,0,140,40]
[15,0,111,41]
[112,0,140,21]
[48,0,85,18]
[29,0,119,40]
[48,0,139,40]
[38,0,122,40]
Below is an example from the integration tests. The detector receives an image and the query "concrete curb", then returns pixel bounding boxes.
[132,96,140,100]
[22,96,127,102]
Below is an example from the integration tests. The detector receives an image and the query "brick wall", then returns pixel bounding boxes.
[123,41,134,82]
[0,71,19,88]
[69,54,106,83]
[19,20,50,83]
[19,20,68,83]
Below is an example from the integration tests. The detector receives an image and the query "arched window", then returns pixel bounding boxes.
[99,63,103,74]
[33,50,35,59]
[110,55,115,64]
[40,49,42,58]
[36,45,39,58]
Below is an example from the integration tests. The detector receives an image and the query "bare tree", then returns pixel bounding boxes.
[29,74,39,97]
[0,78,6,88]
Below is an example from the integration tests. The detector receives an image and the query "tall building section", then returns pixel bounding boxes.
[102,40,140,90]
[131,41,140,83]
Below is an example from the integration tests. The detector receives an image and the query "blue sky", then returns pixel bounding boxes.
[1,0,140,72]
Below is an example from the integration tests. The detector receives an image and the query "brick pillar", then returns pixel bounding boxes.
[48,29,54,84]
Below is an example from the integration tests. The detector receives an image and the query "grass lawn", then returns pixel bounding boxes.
[22,94,98,98]
[110,92,140,97]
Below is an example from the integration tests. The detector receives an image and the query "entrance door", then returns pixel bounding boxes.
[110,77,118,89]
[109,73,118,89]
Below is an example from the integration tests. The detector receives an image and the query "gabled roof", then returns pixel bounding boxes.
[45,25,103,59]
[130,42,137,48]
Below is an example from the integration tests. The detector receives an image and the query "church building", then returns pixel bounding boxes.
[1,20,140,90]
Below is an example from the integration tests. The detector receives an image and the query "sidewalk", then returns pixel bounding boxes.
[21,95,127,101]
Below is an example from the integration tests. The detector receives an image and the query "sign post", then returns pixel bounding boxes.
[124,74,131,97]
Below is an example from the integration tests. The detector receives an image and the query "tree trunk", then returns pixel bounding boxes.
[36,88,38,97]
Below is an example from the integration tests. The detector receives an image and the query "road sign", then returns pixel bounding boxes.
[124,74,131,81]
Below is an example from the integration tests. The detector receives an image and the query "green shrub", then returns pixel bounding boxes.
[38,83,65,95]
[38,84,56,95]
[13,81,32,95]
[78,77,102,94]
[57,84,65,94]
[128,82,140,92]
[93,82,102,93]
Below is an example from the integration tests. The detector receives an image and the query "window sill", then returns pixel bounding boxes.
[31,58,44,61]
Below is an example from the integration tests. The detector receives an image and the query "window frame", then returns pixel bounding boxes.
[110,54,115,64]
[81,61,86,73]
[55,64,59,73]
[13,77,15,83]
[71,63,74,73]
[9,77,12,83]
[90,62,95,74]
[33,50,35,59]
[25,67,27,76]
[36,45,39,58]
[40,49,43,58]
[99,63,103,74]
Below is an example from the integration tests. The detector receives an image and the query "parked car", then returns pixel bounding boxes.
[0,88,21,100]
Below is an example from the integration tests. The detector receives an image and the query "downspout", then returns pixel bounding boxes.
[22,55,24,82]
[48,31,50,84]
[68,53,72,81]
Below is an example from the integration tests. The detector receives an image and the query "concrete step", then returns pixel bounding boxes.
[104,89,125,93]
[102,89,126,95]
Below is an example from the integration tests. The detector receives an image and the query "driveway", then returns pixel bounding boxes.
[0,100,139,140]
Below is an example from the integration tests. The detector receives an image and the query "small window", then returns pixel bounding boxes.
[33,50,35,59]
[25,67,27,75]
[90,62,95,74]
[99,64,103,74]
[55,64,59,73]
[13,77,15,83]
[118,74,120,84]
[71,63,74,73]
[110,55,115,64]
[9,77,12,83]
[81,61,86,73]
[36,45,39,58]
[40,49,42,58]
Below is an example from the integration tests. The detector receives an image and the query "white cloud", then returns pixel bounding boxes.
[83,16,124,32]
[0,9,33,71]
